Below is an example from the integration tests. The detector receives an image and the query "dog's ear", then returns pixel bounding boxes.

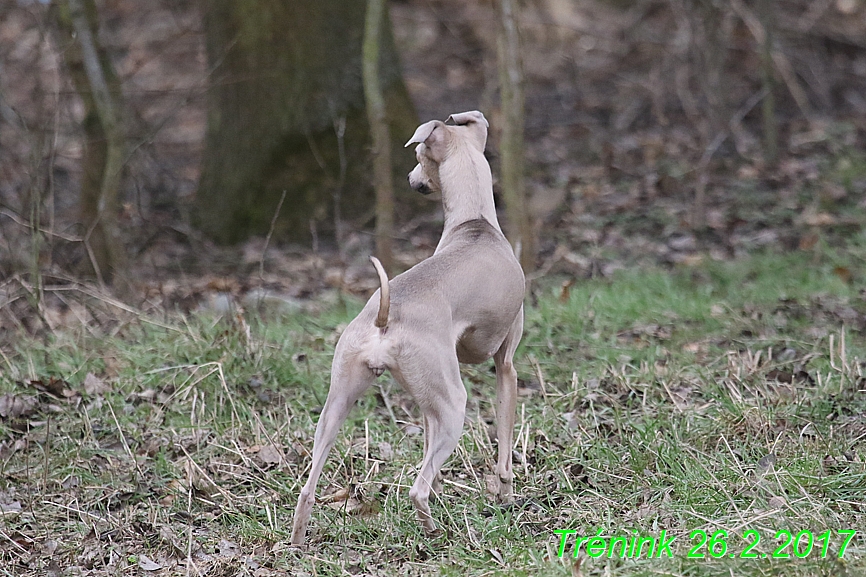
[446,110,488,128]
[446,110,488,151]
[405,119,450,162]
[404,120,446,148]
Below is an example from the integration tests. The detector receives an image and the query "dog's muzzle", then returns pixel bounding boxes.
[408,174,434,195]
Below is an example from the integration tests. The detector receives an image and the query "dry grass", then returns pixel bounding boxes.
[1,248,865,576]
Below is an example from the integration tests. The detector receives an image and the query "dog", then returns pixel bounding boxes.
[290,111,525,544]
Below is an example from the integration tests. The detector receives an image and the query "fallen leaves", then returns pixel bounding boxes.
[137,554,162,571]
[0,372,115,425]
[0,394,37,419]
[83,373,111,396]
[250,444,282,467]
[27,376,74,399]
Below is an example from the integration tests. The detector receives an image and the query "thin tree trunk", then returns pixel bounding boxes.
[55,0,127,289]
[363,0,394,274]
[497,0,535,273]
[758,0,778,166]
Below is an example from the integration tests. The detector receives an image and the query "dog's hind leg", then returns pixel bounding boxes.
[290,350,376,545]
[403,353,467,534]
[493,306,523,502]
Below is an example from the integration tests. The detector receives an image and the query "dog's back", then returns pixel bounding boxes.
[372,219,523,364]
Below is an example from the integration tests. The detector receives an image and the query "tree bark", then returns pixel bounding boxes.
[196,0,417,245]
[497,0,535,273]
[54,0,128,288]
[363,0,394,274]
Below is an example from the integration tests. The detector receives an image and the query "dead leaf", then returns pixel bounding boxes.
[757,453,776,474]
[29,377,75,398]
[377,441,393,461]
[321,486,350,503]
[218,539,241,558]
[357,499,381,517]
[128,389,157,403]
[823,454,847,474]
[46,560,62,577]
[799,232,820,250]
[484,474,500,498]
[803,211,836,227]
[766,369,814,386]
[768,496,786,509]
[83,373,111,396]
[256,445,282,465]
[833,266,852,283]
[0,394,38,419]
[138,554,162,571]
[766,370,794,384]
[0,500,22,515]
[561,411,580,429]
[325,496,362,513]
[683,342,704,353]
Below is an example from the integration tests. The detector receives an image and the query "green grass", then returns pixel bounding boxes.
[1,246,865,576]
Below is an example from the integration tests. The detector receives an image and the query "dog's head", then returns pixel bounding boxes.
[405,111,489,195]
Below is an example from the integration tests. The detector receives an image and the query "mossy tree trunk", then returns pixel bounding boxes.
[55,0,128,289]
[196,0,417,245]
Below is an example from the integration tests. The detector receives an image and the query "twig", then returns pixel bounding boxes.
[42,283,183,334]
[728,0,813,120]
[82,216,107,289]
[376,380,399,429]
[692,88,768,228]
[529,355,548,400]
[106,401,146,480]
[259,189,287,279]
[332,114,347,259]
[178,444,236,506]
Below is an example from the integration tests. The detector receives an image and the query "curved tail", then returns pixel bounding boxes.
[369,256,390,329]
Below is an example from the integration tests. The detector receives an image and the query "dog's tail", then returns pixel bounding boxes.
[369,256,390,329]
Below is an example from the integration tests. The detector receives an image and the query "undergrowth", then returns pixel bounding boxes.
[1,245,865,576]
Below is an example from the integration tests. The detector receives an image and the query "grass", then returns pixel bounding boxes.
[1,245,865,576]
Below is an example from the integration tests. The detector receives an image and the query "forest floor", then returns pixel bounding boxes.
[1,242,866,576]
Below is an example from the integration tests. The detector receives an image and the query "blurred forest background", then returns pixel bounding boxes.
[1,2,866,574]
[1,0,866,331]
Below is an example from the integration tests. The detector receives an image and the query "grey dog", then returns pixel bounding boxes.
[290,111,525,544]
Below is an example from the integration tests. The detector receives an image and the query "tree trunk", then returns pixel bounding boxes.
[196,0,417,245]
[497,0,535,273]
[757,0,778,166]
[54,0,128,289]
[363,0,394,274]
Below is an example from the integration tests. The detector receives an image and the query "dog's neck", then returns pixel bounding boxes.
[436,143,501,250]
